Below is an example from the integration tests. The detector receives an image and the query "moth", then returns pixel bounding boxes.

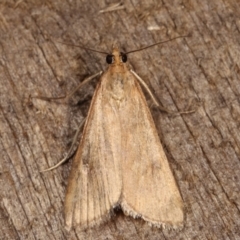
[39,37,186,231]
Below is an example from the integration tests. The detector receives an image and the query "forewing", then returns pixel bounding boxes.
[120,77,184,228]
[64,78,122,230]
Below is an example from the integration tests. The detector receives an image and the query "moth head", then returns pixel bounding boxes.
[106,46,127,64]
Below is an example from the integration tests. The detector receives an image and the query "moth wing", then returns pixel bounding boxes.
[121,78,184,228]
[64,80,122,230]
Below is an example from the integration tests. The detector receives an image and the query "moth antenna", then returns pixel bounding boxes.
[55,40,109,55]
[55,35,188,56]
[125,35,189,55]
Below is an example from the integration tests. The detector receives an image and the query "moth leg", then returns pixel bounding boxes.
[40,118,86,172]
[31,71,102,101]
[130,69,195,115]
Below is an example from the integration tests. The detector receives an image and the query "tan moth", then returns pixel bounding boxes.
[37,37,187,231]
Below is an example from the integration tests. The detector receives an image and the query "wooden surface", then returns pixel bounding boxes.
[0,0,240,239]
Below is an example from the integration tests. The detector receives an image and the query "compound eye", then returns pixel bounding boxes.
[121,53,127,63]
[106,54,114,64]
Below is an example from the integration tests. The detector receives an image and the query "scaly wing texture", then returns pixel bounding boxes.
[64,67,183,230]
[120,75,184,228]
[64,77,122,230]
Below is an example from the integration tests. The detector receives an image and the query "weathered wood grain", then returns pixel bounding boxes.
[0,0,239,239]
